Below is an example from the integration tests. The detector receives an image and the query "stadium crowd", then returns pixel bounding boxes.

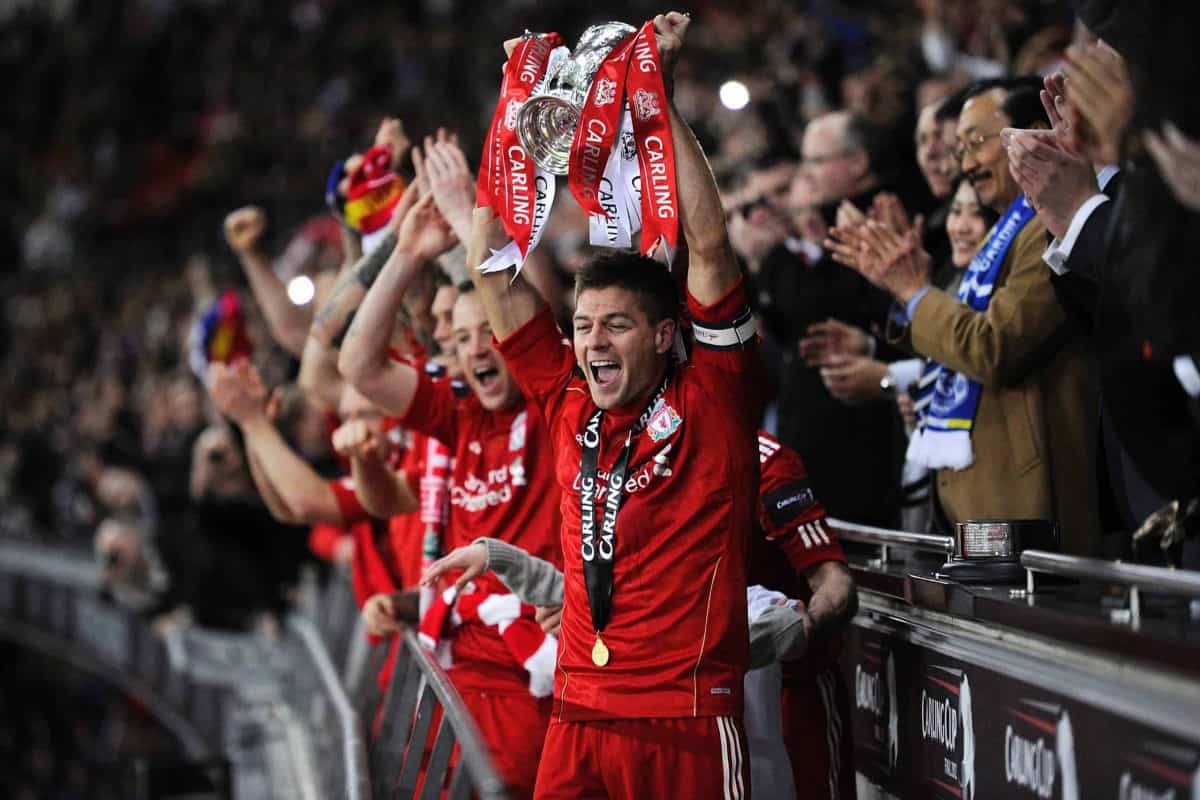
[3,0,1200,797]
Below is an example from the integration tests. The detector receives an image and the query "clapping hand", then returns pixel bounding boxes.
[827,195,931,303]
[798,319,872,367]
[1063,41,1133,165]
[419,132,476,243]
[1145,123,1200,212]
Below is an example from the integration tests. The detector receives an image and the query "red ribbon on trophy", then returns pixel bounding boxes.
[624,21,679,256]
[477,32,564,256]
[564,21,678,257]
[567,33,637,218]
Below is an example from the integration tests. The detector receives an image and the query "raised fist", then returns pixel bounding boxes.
[652,11,690,84]
[375,117,411,164]
[331,418,387,462]
[223,206,267,256]
[208,360,268,424]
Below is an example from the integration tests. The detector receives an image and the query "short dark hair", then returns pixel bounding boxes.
[574,253,680,324]
[936,85,973,123]
[949,176,1001,230]
[1001,86,1049,130]
[958,77,1047,128]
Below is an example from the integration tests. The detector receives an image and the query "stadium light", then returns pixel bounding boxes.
[719,80,750,111]
[287,275,316,306]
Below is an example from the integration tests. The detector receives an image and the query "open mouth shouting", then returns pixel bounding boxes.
[473,366,501,391]
[589,359,622,388]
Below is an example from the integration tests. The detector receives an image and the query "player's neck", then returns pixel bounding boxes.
[619,360,671,417]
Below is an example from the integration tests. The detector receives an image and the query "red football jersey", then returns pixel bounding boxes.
[749,430,847,683]
[496,280,764,722]
[400,372,563,695]
[329,477,401,610]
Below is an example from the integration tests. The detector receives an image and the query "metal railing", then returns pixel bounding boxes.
[1022,549,1200,624]
[290,616,371,800]
[366,629,507,800]
[827,517,955,563]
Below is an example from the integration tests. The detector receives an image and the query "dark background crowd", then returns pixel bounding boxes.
[1,0,1077,535]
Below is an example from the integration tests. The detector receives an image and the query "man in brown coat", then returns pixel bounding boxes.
[829,80,1100,555]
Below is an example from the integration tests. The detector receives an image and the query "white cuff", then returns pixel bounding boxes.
[1173,356,1200,398]
[1042,193,1109,276]
[887,358,924,392]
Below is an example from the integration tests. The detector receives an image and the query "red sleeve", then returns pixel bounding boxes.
[757,433,846,575]
[494,306,576,421]
[399,367,461,447]
[329,476,370,525]
[308,523,348,562]
[687,277,767,428]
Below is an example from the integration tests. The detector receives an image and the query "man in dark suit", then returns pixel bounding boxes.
[1004,64,1200,561]
[726,112,905,528]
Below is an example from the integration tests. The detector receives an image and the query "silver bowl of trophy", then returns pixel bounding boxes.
[935,519,1059,583]
[516,22,637,175]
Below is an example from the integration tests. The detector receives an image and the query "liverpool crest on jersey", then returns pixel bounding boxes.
[646,398,682,442]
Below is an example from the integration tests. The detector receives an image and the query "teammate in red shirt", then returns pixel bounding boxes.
[337,175,562,798]
[417,13,762,798]
[747,430,857,800]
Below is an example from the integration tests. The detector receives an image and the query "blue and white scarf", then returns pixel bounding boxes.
[907,195,1036,470]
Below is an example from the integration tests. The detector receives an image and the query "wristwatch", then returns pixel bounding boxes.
[879,374,897,397]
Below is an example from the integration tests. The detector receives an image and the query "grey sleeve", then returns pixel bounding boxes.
[748,604,809,670]
[476,538,564,606]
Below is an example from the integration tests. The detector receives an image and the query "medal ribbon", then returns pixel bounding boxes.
[578,373,670,636]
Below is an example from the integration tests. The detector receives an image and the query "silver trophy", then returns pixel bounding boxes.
[516,22,637,175]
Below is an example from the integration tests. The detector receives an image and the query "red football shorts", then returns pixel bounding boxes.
[781,668,855,800]
[533,716,750,799]
[460,690,552,800]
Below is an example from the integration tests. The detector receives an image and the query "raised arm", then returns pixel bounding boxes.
[208,361,344,525]
[297,271,347,413]
[421,538,564,606]
[655,12,740,305]
[223,207,312,357]
[422,138,546,340]
[330,419,418,517]
[338,188,457,415]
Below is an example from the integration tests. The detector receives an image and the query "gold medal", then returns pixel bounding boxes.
[591,634,610,667]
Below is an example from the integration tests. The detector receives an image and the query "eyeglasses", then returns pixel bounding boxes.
[953,131,1002,163]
